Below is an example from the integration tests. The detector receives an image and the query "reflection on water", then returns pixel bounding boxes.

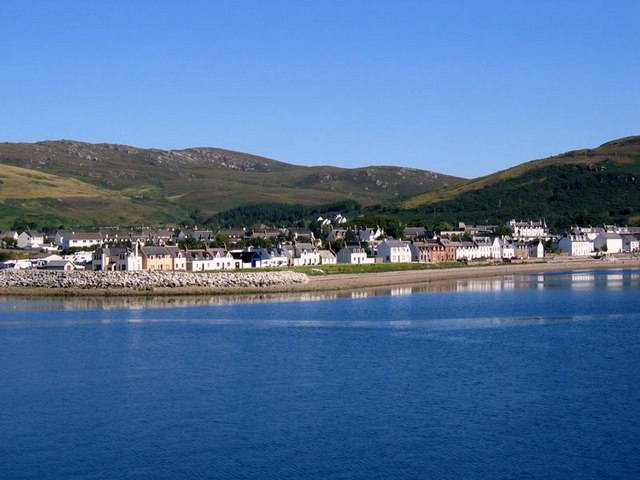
[0,292,339,312]
[1,268,638,313]
[390,286,412,296]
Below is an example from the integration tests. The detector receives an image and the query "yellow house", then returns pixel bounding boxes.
[140,246,173,271]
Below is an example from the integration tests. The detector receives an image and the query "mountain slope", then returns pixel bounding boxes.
[0,140,461,228]
[0,163,185,228]
[401,136,640,229]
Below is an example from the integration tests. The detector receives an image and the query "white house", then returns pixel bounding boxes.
[508,219,549,240]
[470,237,504,259]
[318,250,337,265]
[499,238,516,259]
[207,248,236,270]
[557,235,594,256]
[621,234,640,253]
[293,243,320,266]
[376,239,412,263]
[185,249,236,271]
[17,231,44,249]
[456,240,480,261]
[186,250,217,271]
[594,233,623,253]
[93,246,142,271]
[337,246,372,264]
[60,231,103,250]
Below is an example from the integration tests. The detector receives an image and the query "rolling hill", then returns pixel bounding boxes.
[0,140,461,229]
[3,136,639,231]
[400,136,640,230]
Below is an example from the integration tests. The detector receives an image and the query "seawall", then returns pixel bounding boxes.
[0,269,309,292]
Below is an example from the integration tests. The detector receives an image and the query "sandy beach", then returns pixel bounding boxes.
[290,256,640,293]
[1,256,638,298]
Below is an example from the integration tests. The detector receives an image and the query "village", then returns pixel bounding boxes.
[1,218,640,273]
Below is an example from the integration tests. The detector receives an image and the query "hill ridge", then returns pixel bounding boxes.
[0,139,461,229]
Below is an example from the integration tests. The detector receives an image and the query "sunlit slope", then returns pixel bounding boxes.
[0,163,183,228]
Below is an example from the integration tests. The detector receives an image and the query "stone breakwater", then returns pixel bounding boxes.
[0,269,309,290]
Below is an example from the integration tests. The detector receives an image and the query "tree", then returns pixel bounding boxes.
[330,239,345,252]
[493,224,513,237]
[212,233,230,249]
[178,237,205,250]
[434,222,453,233]
[1,237,17,248]
[544,239,560,254]
[345,229,358,243]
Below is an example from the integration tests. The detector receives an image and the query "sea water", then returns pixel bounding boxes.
[1,269,639,479]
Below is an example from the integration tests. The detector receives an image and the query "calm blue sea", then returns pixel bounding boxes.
[1,269,639,480]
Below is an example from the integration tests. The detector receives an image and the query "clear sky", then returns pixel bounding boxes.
[1,1,638,178]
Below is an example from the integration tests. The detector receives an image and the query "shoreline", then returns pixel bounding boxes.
[297,257,640,293]
[1,257,639,298]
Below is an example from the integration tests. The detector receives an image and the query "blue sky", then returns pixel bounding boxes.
[1,1,638,178]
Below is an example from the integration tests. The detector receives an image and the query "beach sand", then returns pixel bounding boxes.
[289,256,640,293]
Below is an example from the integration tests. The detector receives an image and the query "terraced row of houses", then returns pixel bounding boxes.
[91,242,329,271]
[3,220,640,271]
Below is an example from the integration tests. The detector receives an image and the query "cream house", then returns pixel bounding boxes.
[140,246,173,271]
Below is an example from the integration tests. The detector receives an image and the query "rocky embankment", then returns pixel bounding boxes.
[0,269,309,290]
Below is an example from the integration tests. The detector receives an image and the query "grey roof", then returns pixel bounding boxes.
[67,232,103,240]
[206,248,229,256]
[404,227,427,235]
[473,237,492,245]
[382,240,408,248]
[186,250,213,260]
[95,246,131,255]
[341,246,365,253]
[141,246,171,256]
[44,260,75,268]
[165,246,186,258]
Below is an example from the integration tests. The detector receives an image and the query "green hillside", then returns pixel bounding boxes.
[3,137,638,231]
[0,163,184,229]
[0,140,462,229]
[401,136,640,229]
